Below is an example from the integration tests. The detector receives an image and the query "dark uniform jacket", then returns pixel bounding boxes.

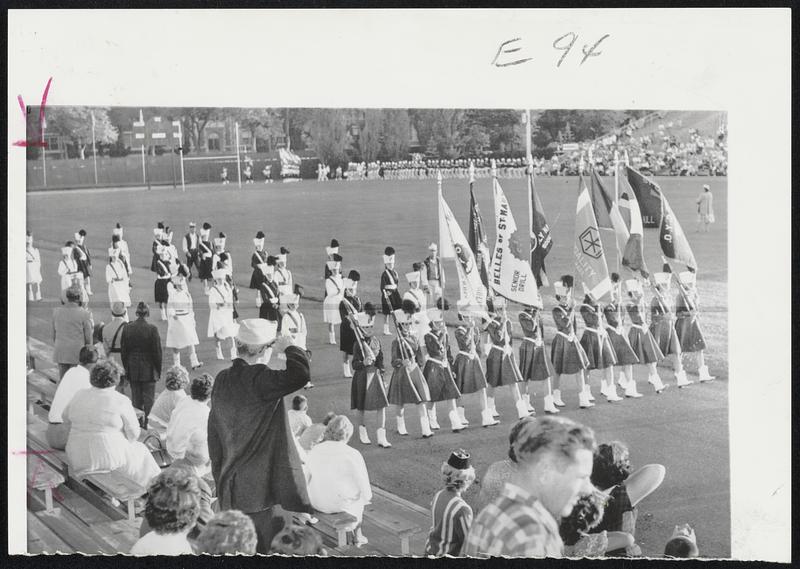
[120,317,163,383]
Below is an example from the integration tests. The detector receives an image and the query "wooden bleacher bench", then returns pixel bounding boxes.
[27,336,55,370]
[27,455,65,513]
[27,370,57,412]
[27,511,70,554]
[312,511,359,550]
[362,504,422,555]
[27,416,70,477]
[82,472,143,522]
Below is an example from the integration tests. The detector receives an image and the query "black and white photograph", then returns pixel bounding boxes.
[8,8,790,562]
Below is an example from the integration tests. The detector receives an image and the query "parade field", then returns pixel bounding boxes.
[26,174,729,556]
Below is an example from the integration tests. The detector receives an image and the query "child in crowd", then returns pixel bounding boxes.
[424,449,476,556]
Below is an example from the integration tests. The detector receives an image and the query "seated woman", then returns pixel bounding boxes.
[148,365,190,435]
[166,374,214,478]
[590,441,666,556]
[270,523,328,556]
[305,415,372,547]
[196,510,259,555]
[297,412,336,453]
[559,490,635,558]
[47,345,98,450]
[63,359,161,494]
[475,418,534,512]
[130,467,202,555]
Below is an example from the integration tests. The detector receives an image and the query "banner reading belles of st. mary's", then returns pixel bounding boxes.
[489,178,542,308]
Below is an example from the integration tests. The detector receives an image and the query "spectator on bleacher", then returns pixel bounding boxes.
[208,318,313,554]
[63,359,161,493]
[305,415,372,547]
[288,395,312,438]
[130,467,201,555]
[463,416,596,558]
[46,345,99,450]
[148,365,190,435]
[559,490,634,557]
[166,373,213,477]
[297,411,336,452]
[269,523,328,556]
[590,441,666,556]
[196,510,259,555]
[102,302,129,395]
[121,301,163,429]
[53,285,94,380]
[475,418,531,511]
[664,524,699,558]
[425,449,476,556]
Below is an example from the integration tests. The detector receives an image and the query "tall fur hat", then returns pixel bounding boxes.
[330,239,340,248]
[384,246,395,256]
[560,275,574,288]
[363,302,377,317]
[280,246,290,255]
[255,230,266,239]
[610,272,621,284]
[202,222,212,230]
[401,298,419,314]
[348,270,361,282]
[332,253,343,262]
[266,255,277,266]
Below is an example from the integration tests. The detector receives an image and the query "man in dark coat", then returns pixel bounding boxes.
[52,285,94,379]
[208,318,313,553]
[120,301,163,426]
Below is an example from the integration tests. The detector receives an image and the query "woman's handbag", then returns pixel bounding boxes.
[143,433,173,469]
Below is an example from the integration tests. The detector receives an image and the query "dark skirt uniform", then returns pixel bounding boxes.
[150,239,161,273]
[380,268,402,315]
[423,330,462,402]
[153,259,172,303]
[387,335,430,405]
[198,240,214,280]
[351,337,389,411]
[74,242,91,278]
[579,299,618,370]
[249,250,268,289]
[453,325,488,394]
[649,296,682,356]
[626,301,664,364]
[486,317,525,387]
[258,280,281,322]
[603,304,640,366]
[338,294,362,355]
[518,311,554,381]
[550,304,590,375]
[674,288,707,352]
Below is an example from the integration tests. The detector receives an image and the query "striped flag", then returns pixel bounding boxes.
[527,168,553,287]
[617,164,649,277]
[590,168,630,257]
[574,177,612,301]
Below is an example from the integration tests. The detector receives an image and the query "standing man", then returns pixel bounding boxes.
[121,301,163,427]
[423,243,443,307]
[182,222,200,281]
[695,184,715,233]
[208,319,313,553]
[463,416,596,558]
[52,285,94,379]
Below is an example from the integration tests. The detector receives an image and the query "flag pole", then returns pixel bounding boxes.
[41,113,47,187]
[139,109,148,190]
[235,121,242,188]
[437,169,446,314]
[614,149,621,272]
[176,120,186,192]
[91,111,98,186]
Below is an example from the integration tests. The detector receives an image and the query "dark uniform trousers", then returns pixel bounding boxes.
[130,381,156,426]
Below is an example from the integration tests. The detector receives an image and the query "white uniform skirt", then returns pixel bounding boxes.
[167,313,200,349]
[27,261,42,284]
[323,294,343,324]
[207,307,236,339]
[108,280,131,307]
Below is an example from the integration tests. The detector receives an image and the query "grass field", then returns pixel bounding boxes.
[26,175,729,557]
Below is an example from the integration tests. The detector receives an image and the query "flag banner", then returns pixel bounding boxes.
[591,169,629,253]
[625,165,665,228]
[660,199,697,272]
[439,190,487,310]
[489,178,542,307]
[617,164,649,277]
[279,147,301,178]
[574,178,612,301]
[527,170,553,288]
[468,184,492,292]
[438,186,456,259]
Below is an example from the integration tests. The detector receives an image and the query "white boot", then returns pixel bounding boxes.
[523,393,535,412]
[515,399,532,419]
[160,308,168,321]
[190,351,203,370]
[457,406,469,426]
[358,425,371,445]
[698,365,715,383]
[215,344,224,360]
[396,416,408,436]
[625,378,643,398]
[35,289,42,301]
[230,344,238,360]
[552,389,566,407]
[428,406,441,430]
[584,384,596,402]
[648,372,667,393]
[543,394,560,414]
[329,330,336,345]
[578,389,595,408]
[487,397,500,417]
[28,289,34,301]
[617,370,629,388]
[383,323,391,336]
[481,408,500,427]
[255,293,262,308]
[675,369,693,387]
[603,380,623,402]
[419,413,434,438]
[448,410,466,432]
[376,428,392,448]
[343,362,353,378]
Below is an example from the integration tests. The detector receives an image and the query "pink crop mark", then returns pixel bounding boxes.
[14,448,65,502]
[12,77,52,148]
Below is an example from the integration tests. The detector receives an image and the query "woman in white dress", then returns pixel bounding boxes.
[26,231,42,301]
[112,223,133,276]
[323,254,344,345]
[106,247,131,310]
[166,266,203,370]
[207,268,238,360]
[58,242,87,305]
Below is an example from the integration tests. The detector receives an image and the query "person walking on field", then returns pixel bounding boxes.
[52,285,94,379]
[120,301,163,427]
[695,184,715,233]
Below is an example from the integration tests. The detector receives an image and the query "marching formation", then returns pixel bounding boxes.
[27,155,716,454]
